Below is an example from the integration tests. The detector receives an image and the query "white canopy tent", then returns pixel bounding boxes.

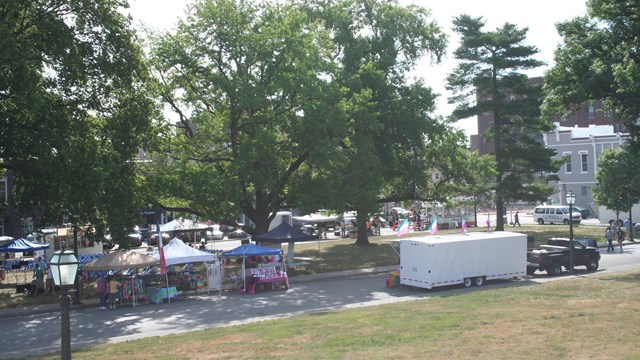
[159,218,212,233]
[152,238,216,266]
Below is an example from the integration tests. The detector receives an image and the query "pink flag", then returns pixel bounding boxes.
[428,216,438,235]
[486,213,491,232]
[461,216,467,235]
[396,218,410,237]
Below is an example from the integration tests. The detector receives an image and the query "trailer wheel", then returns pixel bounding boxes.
[474,277,484,286]
[547,263,562,276]
[463,278,472,288]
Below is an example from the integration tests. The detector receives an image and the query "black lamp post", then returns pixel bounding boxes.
[565,190,576,274]
[49,242,79,360]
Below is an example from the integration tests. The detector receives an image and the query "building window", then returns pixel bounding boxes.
[563,152,572,173]
[581,186,588,197]
[588,105,595,119]
[0,179,6,203]
[580,152,588,172]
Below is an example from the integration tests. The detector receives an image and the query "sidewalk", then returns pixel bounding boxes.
[0,265,397,320]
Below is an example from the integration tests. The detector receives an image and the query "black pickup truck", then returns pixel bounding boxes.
[527,238,601,276]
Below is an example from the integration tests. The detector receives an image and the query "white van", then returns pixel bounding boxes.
[533,205,582,225]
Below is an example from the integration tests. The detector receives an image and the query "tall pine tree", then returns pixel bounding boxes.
[446,15,558,231]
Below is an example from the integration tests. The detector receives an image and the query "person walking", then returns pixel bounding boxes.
[33,264,44,295]
[108,276,121,309]
[513,211,521,227]
[45,265,54,295]
[605,226,615,253]
[96,275,109,310]
[616,223,625,252]
[624,218,631,241]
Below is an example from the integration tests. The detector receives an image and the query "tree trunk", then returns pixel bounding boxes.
[354,213,371,246]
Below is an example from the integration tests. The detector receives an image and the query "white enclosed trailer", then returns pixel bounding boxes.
[399,231,526,289]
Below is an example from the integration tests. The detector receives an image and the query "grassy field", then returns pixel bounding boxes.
[0,224,606,308]
[31,269,640,360]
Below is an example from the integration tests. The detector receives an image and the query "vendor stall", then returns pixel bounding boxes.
[222,243,287,294]
[252,222,318,266]
[83,250,159,307]
[151,238,220,294]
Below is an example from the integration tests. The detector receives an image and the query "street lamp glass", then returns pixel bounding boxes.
[565,190,576,205]
[50,250,79,287]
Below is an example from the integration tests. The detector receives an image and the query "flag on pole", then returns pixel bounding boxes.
[486,213,491,232]
[156,220,167,275]
[428,215,438,235]
[461,216,467,235]
[396,218,410,237]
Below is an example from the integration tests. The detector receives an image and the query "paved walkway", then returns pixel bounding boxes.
[0,265,397,320]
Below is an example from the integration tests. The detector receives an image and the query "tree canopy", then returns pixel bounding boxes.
[446,15,559,231]
[0,0,158,245]
[149,0,453,245]
[592,147,640,217]
[543,0,640,147]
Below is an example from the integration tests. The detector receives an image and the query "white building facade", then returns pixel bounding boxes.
[543,124,627,214]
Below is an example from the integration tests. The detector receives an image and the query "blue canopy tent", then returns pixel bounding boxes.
[222,243,285,292]
[0,238,50,253]
[251,222,319,266]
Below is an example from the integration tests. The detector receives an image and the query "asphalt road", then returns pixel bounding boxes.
[0,242,638,359]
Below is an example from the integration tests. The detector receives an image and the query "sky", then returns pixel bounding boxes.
[125,0,588,138]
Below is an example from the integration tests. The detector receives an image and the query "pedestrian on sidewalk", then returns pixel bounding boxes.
[108,276,120,309]
[616,224,625,252]
[513,211,521,227]
[96,275,109,310]
[605,226,615,253]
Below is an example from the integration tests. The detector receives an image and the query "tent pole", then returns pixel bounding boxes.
[166,273,170,304]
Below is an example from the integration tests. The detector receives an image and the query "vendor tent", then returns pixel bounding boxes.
[222,243,283,257]
[252,223,318,266]
[152,238,216,266]
[222,244,285,292]
[159,218,211,233]
[0,238,50,252]
[83,250,159,271]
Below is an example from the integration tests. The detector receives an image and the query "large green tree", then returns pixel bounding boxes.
[291,0,448,245]
[542,0,640,147]
[446,15,559,231]
[149,0,343,233]
[592,147,640,222]
[0,0,158,245]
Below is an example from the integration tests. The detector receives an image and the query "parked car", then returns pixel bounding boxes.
[548,237,597,248]
[148,233,170,246]
[527,237,600,275]
[206,224,224,240]
[533,205,582,225]
[572,206,590,219]
[127,233,143,248]
[227,229,250,240]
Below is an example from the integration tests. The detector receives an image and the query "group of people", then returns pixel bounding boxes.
[30,256,54,296]
[95,275,121,309]
[605,219,630,253]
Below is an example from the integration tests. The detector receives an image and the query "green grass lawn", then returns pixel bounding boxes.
[32,270,640,360]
